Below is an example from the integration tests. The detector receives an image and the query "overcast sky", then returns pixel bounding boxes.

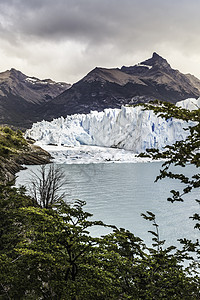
[0,0,200,83]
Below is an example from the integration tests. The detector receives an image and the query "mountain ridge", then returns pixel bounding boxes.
[0,68,71,128]
[0,53,200,128]
[39,52,200,122]
[0,68,70,104]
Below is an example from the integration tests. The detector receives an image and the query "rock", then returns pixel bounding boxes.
[0,143,51,183]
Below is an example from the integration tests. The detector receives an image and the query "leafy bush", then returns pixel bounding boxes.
[0,184,199,299]
[2,126,13,135]
[0,145,10,157]
[0,126,28,156]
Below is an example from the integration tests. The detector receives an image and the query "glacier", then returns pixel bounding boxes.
[25,98,199,155]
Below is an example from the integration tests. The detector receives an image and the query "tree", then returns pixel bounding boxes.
[28,164,67,208]
[141,100,200,267]
[0,179,200,299]
[0,182,40,299]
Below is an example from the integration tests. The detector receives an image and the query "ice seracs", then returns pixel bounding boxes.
[176,98,200,111]
[25,98,199,154]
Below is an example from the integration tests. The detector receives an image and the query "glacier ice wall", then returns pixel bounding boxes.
[176,97,200,111]
[25,98,199,153]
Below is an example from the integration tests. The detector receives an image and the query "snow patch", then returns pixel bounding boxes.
[136,63,152,69]
[25,77,50,85]
[25,77,37,84]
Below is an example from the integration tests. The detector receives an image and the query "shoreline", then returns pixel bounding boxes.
[0,143,51,182]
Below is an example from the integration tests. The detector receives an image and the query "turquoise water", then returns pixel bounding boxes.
[16,162,199,247]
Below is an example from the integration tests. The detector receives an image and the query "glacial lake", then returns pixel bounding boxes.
[16,161,199,248]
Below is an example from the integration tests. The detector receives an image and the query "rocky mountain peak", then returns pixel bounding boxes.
[9,68,26,81]
[0,68,71,128]
[121,52,171,75]
[142,52,171,69]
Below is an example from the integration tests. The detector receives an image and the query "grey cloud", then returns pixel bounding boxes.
[1,0,199,45]
[0,0,121,42]
[0,0,200,82]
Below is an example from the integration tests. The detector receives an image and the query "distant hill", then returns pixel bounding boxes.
[0,68,70,128]
[39,52,200,121]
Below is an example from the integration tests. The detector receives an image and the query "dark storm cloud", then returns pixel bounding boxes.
[0,0,120,42]
[0,0,197,46]
[0,0,200,82]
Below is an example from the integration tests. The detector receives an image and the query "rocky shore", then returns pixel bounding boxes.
[0,143,51,182]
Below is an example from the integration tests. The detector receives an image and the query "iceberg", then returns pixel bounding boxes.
[25,98,199,154]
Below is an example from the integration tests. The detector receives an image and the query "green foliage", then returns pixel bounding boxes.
[0,126,28,158]
[0,103,200,298]
[140,101,200,271]
[2,126,13,135]
[0,182,37,299]
[141,101,199,202]
[0,182,199,299]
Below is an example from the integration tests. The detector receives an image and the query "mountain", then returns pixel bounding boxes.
[0,68,70,128]
[25,98,199,155]
[1,53,200,129]
[39,53,200,121]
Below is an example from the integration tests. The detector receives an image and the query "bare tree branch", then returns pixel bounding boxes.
[28,164,67,208]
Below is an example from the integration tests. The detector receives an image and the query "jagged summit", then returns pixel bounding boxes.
[85,53,172,83]
[152,52,160,57]
[9,68,24,74]
[9,68,27,81]
[142,52,171,69]
[121,52,171,75]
